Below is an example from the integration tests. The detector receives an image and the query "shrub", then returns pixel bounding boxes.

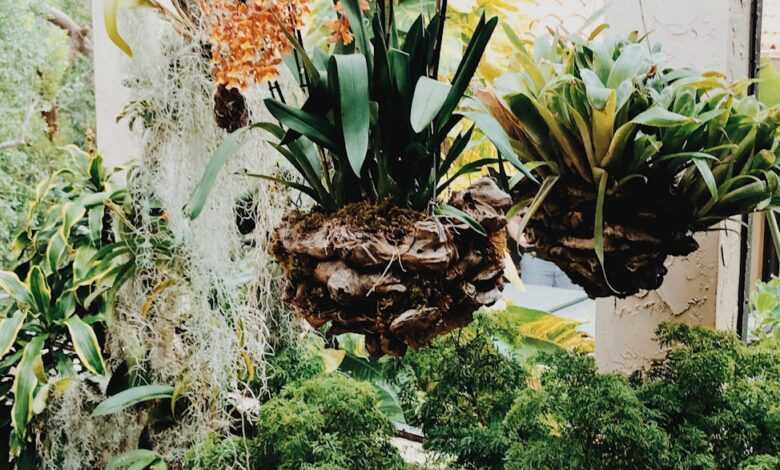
[632,323,780,469]
[503,352,669,469]
[393,315,527,469]
[188,373,403,469]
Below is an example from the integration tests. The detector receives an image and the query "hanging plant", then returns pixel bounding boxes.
[191,0,522,355]
[477,28,780,298]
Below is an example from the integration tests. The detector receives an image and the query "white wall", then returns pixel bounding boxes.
[596,0,750,372]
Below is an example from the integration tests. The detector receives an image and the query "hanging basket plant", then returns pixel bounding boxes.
[259,2,511,355]
[477,28,780,298]
[190,1,521,354]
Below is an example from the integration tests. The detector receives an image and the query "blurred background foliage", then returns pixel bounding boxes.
[0,0,94,268]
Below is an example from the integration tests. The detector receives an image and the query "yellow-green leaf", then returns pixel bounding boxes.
[0,272,32,306]
[65,317,106,375]
[11,335,45,453]
[0,311,26,360]
[28,267,51,317]
[104,0,133,57]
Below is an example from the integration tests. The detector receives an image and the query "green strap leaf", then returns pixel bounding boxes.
[104,0,133,57]
[108,450,166,470]
[65,317,106,376]
[264,99,341,153]
[513,176,559,238]
[92,384,175,417]
[0,272,32,306]
[28,267,51,318]
[632,107,695,127]
[434,204,487,236]
[0,311,26,360]
[435,14,498,130]
[330,54,371,176]
[11,335,45,452]
[594,169,608,270]
[188,129,248,220]
[410,77,452,133]
[692,158,719,202]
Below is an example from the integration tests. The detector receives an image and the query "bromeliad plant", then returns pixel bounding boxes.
[232,1,513,355]
[0,148,135,463]
[480,28,780,297]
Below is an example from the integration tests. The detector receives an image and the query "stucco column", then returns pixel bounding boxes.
[595,0,752,372]
[91,0,142,167]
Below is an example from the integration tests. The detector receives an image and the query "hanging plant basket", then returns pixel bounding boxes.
[515,178,699,298]
[477,29,780,299]
[271,179,511,355]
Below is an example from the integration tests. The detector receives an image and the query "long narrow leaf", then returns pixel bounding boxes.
[65,317,106,376]
[92,384,175,417]
[0,311,26,360]
[331,54,370,176]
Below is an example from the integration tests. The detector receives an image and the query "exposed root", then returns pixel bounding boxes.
[518,178,699,298]
[271,179,511,355]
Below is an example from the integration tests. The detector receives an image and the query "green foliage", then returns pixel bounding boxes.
[382,314,527,469]
[504,352,668,469]
[484,29,780,265]
[192,3,502,216]
[0,0,95,267]
[0,149,137,464]
[264,340,326,397]
[760,57,780,107]
[631,323,780,469]
[751,276,780,339]
[186,374,404,469]
[498,323,780,469]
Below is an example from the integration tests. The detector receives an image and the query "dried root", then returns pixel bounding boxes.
[271,179,511,355]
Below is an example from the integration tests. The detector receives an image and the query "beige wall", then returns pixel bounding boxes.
[91,0,143,167]
[595,0,750,372]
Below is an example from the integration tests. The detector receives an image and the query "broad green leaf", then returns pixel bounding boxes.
[11,335,45,452]
[373,379,406,425]
[410,77,452,133]
[46,231,68,274]
[92,384,175,417]
[108,449,166,470]
[28,267,51,317]
[632,107,695,127]
[0,272,32,306]
[188,129,247,220]
[331,54,370,176]
[65,317,106,375]
[319,349,346,373]
[606,44,644,89]
[0,311,26,360]
[264,99,341,153]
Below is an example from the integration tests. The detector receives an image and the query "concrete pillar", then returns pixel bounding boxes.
[91,0,142,167]
[595,0,752,372]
